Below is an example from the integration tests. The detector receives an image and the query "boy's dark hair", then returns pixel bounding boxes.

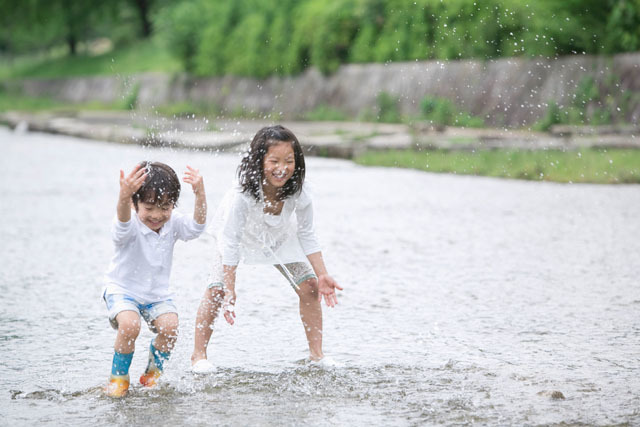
[237,125,305,201]
[132,161,181,209]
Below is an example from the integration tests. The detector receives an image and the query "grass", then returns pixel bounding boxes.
[354,148,640,184]
[0,39,181,80]
[0,91,128,113]
[0,92,63,111]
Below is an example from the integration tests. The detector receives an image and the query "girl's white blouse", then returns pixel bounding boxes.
[210,182,321,265]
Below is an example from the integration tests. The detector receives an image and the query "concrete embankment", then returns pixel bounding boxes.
[4,53,640,128]
[2,111,639,158]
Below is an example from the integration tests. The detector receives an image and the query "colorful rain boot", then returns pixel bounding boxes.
[105,374,130,398]
[105,351,134,397]
[139,341,170,388]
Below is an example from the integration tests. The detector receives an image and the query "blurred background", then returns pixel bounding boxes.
[1,0,640,182]
[2,3,640,425]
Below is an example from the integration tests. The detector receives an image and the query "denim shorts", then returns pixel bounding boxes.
[104,293,178,333]
[207,262,317,290]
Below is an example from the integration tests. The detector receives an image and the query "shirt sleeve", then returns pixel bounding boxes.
[173,210,207,241]
[220,192,250,266]
[111,214,136,246]
[295,187,322,255]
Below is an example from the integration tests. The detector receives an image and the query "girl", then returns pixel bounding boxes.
[191,125,342,373]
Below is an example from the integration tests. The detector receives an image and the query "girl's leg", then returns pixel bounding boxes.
[192,287,225,364]
[296,278,323,360]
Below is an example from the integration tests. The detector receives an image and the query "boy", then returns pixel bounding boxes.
[103,161,207,397]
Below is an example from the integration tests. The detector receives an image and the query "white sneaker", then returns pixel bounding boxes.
[309,356,339,368]
[191,359,216,374]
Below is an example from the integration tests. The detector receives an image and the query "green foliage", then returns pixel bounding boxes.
[4,0,640,79]
[533,73,628,131]
[123,83,140,110]
[533,102,563,131]
[355,148,640,184]
[375,92,401,123]
[0,0,146,56]
[0,90,125,112]
[0,39,180,79]
[303,104,347,121]
[419,96,484,128]
[155,0,206,73]
[152,0,640,77]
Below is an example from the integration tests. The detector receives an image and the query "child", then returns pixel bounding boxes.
[191,125,343,373]
[103,161,207,397]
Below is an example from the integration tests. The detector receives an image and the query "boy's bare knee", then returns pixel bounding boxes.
[155,313,179,338]
[116,311,141,337]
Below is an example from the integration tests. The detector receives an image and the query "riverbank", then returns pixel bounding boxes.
[4,52,640,128]
[1,110,639,183]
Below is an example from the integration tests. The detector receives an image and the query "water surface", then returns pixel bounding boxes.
[1,127,639,425]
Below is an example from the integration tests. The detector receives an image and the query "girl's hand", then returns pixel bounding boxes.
[119,164,147,198]
[222,288,237,325]
[317,274,343,308]
[183,165,205,195]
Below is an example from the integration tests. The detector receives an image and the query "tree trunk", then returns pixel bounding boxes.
[133,0,152,37]
[67,33,77,55]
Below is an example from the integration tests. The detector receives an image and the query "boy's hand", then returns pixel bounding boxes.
[184,165,207,224]
[183,165,205,195]
[318,274,343,308]
[222,288,236,325]
[119,164,147,199]
[117,164,147,223]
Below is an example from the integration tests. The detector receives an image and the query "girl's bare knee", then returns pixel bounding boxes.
[298,278,319,301]
[211,288,225,303]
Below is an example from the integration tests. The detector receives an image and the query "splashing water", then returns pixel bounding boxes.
[0,127,639,425]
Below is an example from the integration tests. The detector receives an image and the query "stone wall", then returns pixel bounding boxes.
[7,53,640,127]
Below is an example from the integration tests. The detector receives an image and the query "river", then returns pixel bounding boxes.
[0,126,638,425]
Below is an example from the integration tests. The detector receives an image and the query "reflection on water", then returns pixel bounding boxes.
[1,127,639,425]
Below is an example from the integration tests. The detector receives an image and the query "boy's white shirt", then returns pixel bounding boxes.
[211,182,321,266]
[103,210,206,303]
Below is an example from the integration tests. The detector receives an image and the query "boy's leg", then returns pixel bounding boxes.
[114,310,142,353]
[192,286,225,364]
[140,306,178,387]
[152,312,179,353]
[106,309,141,398]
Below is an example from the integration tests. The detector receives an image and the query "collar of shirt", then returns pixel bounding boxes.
[135,214,171,237]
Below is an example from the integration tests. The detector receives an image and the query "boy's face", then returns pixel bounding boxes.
[136,201,174,232]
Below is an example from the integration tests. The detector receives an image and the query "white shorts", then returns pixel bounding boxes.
[207,262,317,290]
[103,292,177,333]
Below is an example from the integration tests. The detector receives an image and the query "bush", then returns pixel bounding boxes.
[153,0,640,77]
[419,96,484,127]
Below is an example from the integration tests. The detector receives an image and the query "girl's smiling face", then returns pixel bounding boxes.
[262,141,295,190]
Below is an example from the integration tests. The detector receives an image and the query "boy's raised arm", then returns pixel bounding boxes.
[183,165,207,224]
[117,164,147,223]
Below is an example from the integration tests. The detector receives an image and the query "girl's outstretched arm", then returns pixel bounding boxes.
[117,164,147,222]
[307,252,343,308]
[183,165,207,224]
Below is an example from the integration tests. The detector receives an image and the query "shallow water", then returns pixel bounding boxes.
[1,126,639,426]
